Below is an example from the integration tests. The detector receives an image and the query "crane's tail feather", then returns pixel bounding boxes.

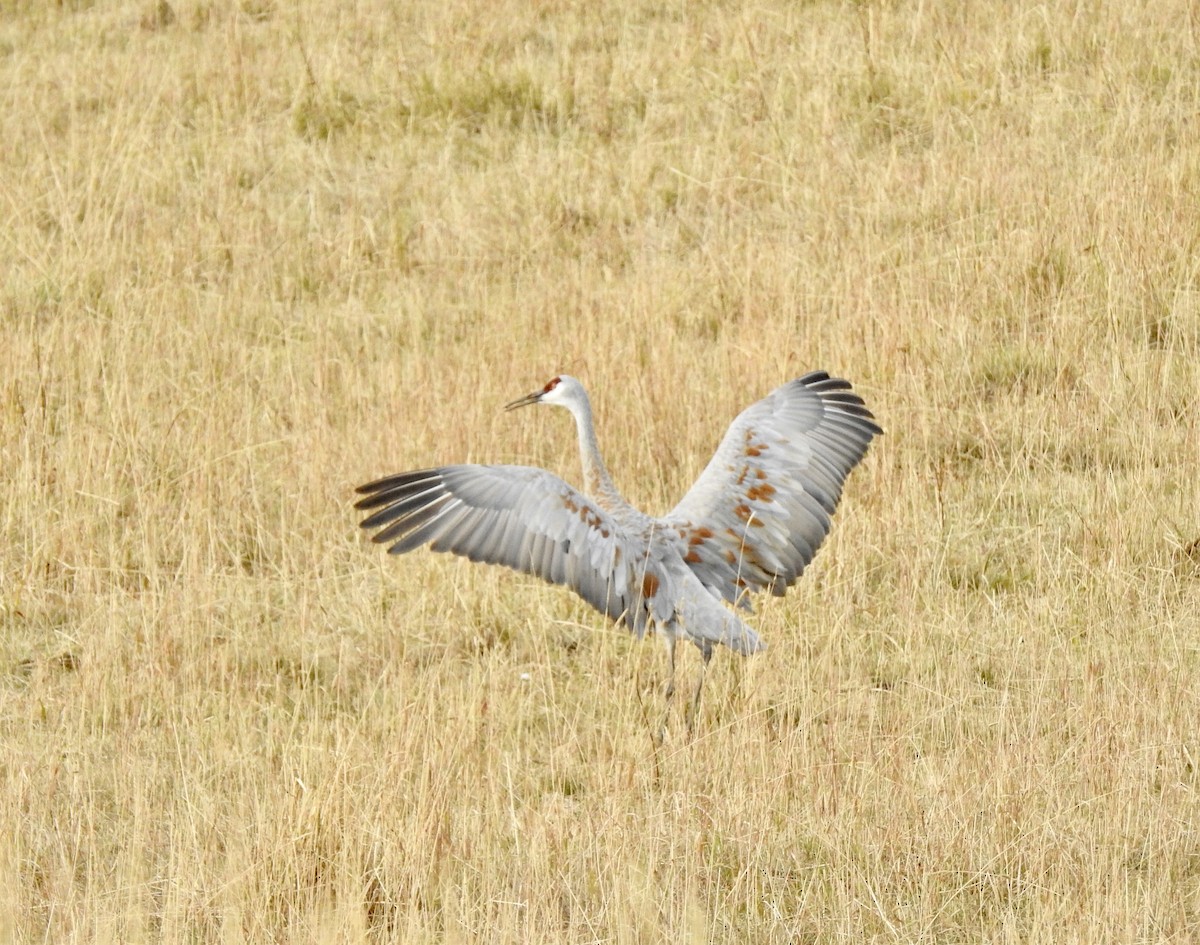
[675,591,766,656]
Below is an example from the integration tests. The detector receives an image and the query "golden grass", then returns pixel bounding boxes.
[3,0,1200,940]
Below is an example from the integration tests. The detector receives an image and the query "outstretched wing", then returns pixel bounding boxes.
[659,372,881,606]
[354,465,671,637]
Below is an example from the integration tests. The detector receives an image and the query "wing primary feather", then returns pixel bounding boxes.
[384,498,466,555]
[457,508,503,561]
[370,493,453,546]
[357,481,447,528]
[354,470,444,510]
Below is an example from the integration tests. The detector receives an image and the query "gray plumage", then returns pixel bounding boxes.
[355,372,881,671]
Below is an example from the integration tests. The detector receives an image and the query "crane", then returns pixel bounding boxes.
[355,372,881,717]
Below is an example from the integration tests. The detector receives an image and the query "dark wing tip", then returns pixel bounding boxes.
[798,371,883,436]
[354,469,443,505]
[796,369,833,386]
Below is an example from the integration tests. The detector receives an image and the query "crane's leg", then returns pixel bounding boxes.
[663,634,678,701]
[687,642,714,735]
[656,634,678,745]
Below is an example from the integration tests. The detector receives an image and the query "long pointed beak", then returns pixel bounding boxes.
[504,390,542,412]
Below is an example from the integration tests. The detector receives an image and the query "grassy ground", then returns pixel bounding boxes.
[3,0,1200,941]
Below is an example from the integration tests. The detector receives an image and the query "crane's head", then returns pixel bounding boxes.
[504,375,585,413]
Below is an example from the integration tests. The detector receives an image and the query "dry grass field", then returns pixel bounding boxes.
[3,0,1200,941]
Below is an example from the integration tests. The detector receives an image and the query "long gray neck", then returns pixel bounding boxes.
[569,395,623,509]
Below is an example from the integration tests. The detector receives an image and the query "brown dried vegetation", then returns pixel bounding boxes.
[3,1,1200,942]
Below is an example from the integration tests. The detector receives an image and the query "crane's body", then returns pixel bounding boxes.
[356,372,881,702]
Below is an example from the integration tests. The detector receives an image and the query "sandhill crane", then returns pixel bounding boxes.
[355,372,881,717]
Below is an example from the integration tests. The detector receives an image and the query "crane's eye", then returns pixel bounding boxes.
[543,376,562,393]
